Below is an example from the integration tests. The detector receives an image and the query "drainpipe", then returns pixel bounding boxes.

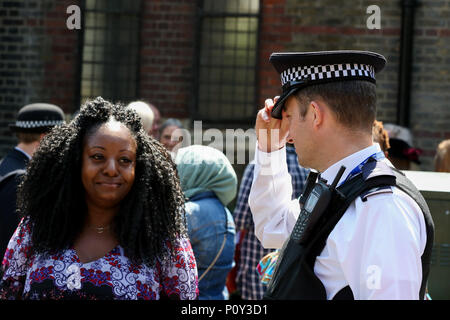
[397,0,418,127]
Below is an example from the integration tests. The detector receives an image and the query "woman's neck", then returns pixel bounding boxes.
[84,204,118,230]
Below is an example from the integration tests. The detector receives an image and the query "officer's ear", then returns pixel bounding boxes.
[309,100,325,129]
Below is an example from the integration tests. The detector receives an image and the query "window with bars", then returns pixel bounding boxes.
[195,0,260,125]
[80,0,141,104]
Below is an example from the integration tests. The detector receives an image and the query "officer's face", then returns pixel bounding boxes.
[81,121,137,210]
[283,96,315,168]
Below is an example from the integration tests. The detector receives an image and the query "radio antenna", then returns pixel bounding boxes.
[330,166,346,189]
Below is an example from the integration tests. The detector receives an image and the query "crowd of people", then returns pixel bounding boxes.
[0,50,449,300]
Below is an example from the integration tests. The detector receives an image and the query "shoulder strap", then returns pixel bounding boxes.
[0,169,26,186]
[197,205,229,283]
[310,160,433,300]
[307,159,397,258]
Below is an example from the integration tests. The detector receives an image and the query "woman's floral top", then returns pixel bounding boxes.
[0,219,198,300]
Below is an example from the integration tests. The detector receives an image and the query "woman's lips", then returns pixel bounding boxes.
[96,182,122,188]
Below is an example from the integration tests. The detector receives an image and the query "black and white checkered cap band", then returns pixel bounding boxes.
[14,120,65,128]
[280,63,375,86]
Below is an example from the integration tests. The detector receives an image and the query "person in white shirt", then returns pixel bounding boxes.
[248,51,433,300]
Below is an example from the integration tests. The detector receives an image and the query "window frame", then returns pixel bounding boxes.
[78,0,143,105]
[192,0,261,128]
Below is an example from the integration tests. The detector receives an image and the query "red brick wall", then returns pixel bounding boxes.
[0,0,80,155]
[42,0,80,113]
[257,0,450,170]
[139,0,197,118]
[1,0,448,169]
[258,0,292,106]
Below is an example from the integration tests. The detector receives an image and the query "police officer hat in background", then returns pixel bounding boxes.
[269,50,387,119]
[9,103,66,133]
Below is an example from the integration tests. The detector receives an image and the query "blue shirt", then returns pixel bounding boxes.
[185,191,236,300]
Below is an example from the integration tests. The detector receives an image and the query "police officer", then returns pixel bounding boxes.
[0,103,65,257]
[249,51,434,300]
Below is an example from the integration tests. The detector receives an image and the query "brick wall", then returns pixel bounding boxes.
[0,0,448,170]
[0,0,80,156]
[138,0,197,119]
[258,0,450,170]
[410,1,450,168]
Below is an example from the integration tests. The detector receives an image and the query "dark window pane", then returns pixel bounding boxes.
[80,0,141,104]
[196,0,259,122]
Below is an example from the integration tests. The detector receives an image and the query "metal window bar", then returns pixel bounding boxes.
[80,0,142,105]
[194,0,261,126]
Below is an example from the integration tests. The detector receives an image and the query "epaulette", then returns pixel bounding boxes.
[360,185,393,202]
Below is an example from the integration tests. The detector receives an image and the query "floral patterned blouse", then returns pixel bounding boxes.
[0,219,198,300]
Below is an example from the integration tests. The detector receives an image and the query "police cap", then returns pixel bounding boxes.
[9,103,66,133]
[269,50,386,119]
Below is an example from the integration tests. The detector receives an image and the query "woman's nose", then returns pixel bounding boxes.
[103,159,118,176]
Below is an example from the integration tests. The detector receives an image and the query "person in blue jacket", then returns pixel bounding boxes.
[175,145,237,300]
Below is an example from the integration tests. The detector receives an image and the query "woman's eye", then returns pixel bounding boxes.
[90,154,104,160]
[119,158,132,164]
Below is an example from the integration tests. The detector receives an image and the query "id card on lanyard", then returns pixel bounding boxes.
[342,151,386,185]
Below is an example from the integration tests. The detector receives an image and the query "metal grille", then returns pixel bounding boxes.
[80,0,141,104]
[195,0,260,124]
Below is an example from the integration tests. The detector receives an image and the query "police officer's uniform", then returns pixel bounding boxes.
[248,51,434,300]
[0,103,65,257]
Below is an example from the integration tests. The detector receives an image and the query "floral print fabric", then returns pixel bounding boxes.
[0,220,198,300]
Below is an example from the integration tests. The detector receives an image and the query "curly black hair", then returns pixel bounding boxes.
[17,97,187,267]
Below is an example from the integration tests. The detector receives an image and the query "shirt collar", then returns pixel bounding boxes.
[320,143,383,187]
[14,146,32,160]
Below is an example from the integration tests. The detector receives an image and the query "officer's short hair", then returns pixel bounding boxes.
[16,132,42,143]
[292,80,376,132]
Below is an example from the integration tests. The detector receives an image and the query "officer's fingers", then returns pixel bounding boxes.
[273,96,280,104]
[264,98,274,113]
[257,105,270,122]
[257,108,270,123]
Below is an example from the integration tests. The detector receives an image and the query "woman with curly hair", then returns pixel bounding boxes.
[0,97,198,300]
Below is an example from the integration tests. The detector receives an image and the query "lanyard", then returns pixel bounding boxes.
[342,151,386,184]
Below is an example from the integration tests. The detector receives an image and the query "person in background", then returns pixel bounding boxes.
[384,123,422,170]
[0,103,65,258]
[127,101,154,136]
[232,144,308,300]
[372,120,390,157]
[149,103,161,140]
[175,145,237,300]
[434,139,450,172]
[0,97,198,300]
[159,118,185,154]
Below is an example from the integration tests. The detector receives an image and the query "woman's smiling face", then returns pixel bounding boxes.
[81,120,137,210]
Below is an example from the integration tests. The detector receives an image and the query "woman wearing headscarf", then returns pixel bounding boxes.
[175,145,237,300]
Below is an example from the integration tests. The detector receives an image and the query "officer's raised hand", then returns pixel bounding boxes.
[256,96,290,153]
